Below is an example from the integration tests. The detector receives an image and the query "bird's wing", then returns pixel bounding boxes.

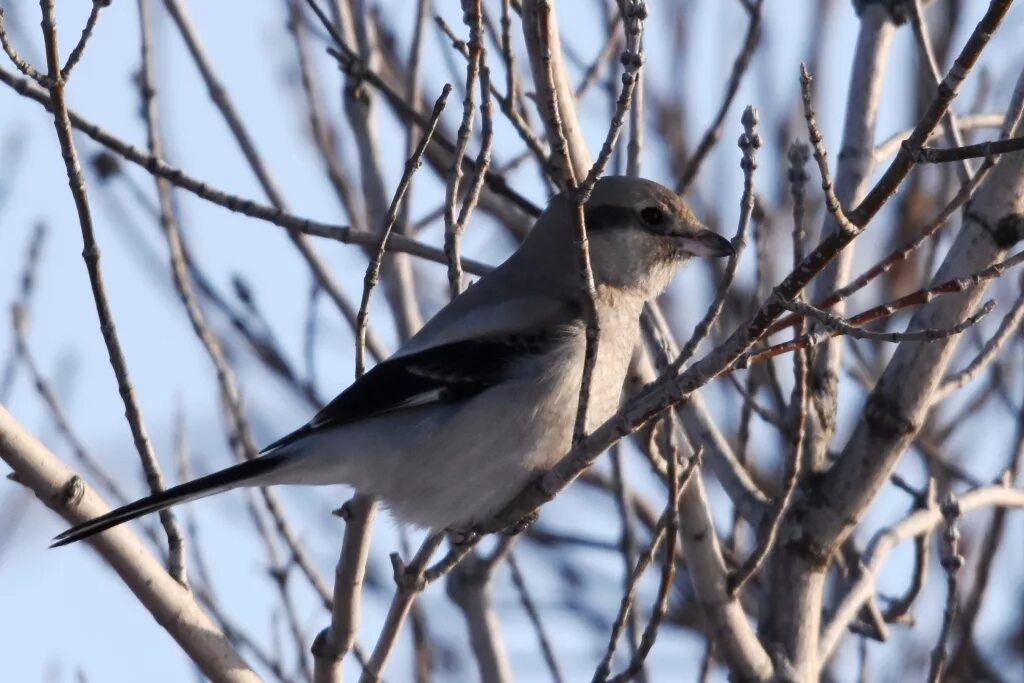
[395,294,573,357]
[260,299,579,454]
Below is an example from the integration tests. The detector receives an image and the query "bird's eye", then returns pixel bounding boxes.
[640,206,665,227]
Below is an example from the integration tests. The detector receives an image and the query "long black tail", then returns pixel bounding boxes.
[51,454,286,548]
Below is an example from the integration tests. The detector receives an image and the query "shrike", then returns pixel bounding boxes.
[53,176,733,546]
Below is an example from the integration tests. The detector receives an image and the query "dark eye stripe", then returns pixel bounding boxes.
[585,204,672,236]
[584,204,636,232]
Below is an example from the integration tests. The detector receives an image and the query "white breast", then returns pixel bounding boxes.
[278,293,646,531]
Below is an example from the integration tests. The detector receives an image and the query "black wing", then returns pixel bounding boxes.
[261,331,561,453]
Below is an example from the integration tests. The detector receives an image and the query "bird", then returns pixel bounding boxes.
[52,176,733,547]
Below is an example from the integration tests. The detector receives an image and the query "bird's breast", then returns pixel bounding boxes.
[516,301,642,465]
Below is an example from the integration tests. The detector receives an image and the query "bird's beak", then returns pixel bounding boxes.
[676,228,735,258]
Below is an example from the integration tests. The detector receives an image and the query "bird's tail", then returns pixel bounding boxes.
[51,454,286,548]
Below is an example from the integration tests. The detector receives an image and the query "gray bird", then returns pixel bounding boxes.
[52,176,733,546]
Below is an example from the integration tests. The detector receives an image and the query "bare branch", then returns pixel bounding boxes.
[447,548,513,683]
[906,0,974,183]
[443,0,486,298]
[356,84,452,375]
[873,113,1006,163]
[671,105,758,372]
[675,0,762,193]
[507,552,564,683]
[850,0,1013,224]
[0,65,492,275]
[0,8,43,83]
[0,221,46,403]
[926,493,965,683]
[0,407,258,681]
[913,135,1024,164]
[935,281,1024,400]
[164,0,387,361]
[820,485,1024,665]
[60,0,106,79]
[360,534,444,683]
[678,470,773,681]
[780,297,994,345]
[39,0,187,585]
[311,494,377,683]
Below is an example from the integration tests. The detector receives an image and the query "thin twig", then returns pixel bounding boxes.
[609,446,643,666]
[625,44,644,177]
[0,222,46,403]
[740,250,1024,367]
[443,0,485,298]
[0,8,43,83]
[907,0,974,184]
[779,150,998,330]
[881,480,935,623]
[872,113,1006,163]
[356,84,452,375]
[723,368,786,431]
[913,135,1024,163]
[303,280,321,397]
[732,150,815,584]
[162,0,385,362]
[819,485,1024,664]
[0,63,493,276]
[728,321,807,596]
[675,0,762,193]
[671,105,759,371]
[578,1,646,194]
[39,0,188,585]
[799,64,858,237]
[359,534,445,683]
[604,432,689,683]
[507,552,564,683]
[780,297,994,345]
[135,0,211,586]
[284,0,363,228]
[926,493,964,683]
[393,0,433,343]
[935,282,1024,401]
[303,0,541,219]
[454,61,494,259]
[60,0,106,79]
[592,508,669,681]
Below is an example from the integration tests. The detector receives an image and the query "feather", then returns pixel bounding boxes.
[262,327,572,454]
[50,454,286,547]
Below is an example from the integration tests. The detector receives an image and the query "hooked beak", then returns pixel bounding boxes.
[676,228,735,258]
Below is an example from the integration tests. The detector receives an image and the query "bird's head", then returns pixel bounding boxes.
[578,176,734,298]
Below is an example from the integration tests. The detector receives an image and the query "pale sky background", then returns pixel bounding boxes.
[0,1,1022,681]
